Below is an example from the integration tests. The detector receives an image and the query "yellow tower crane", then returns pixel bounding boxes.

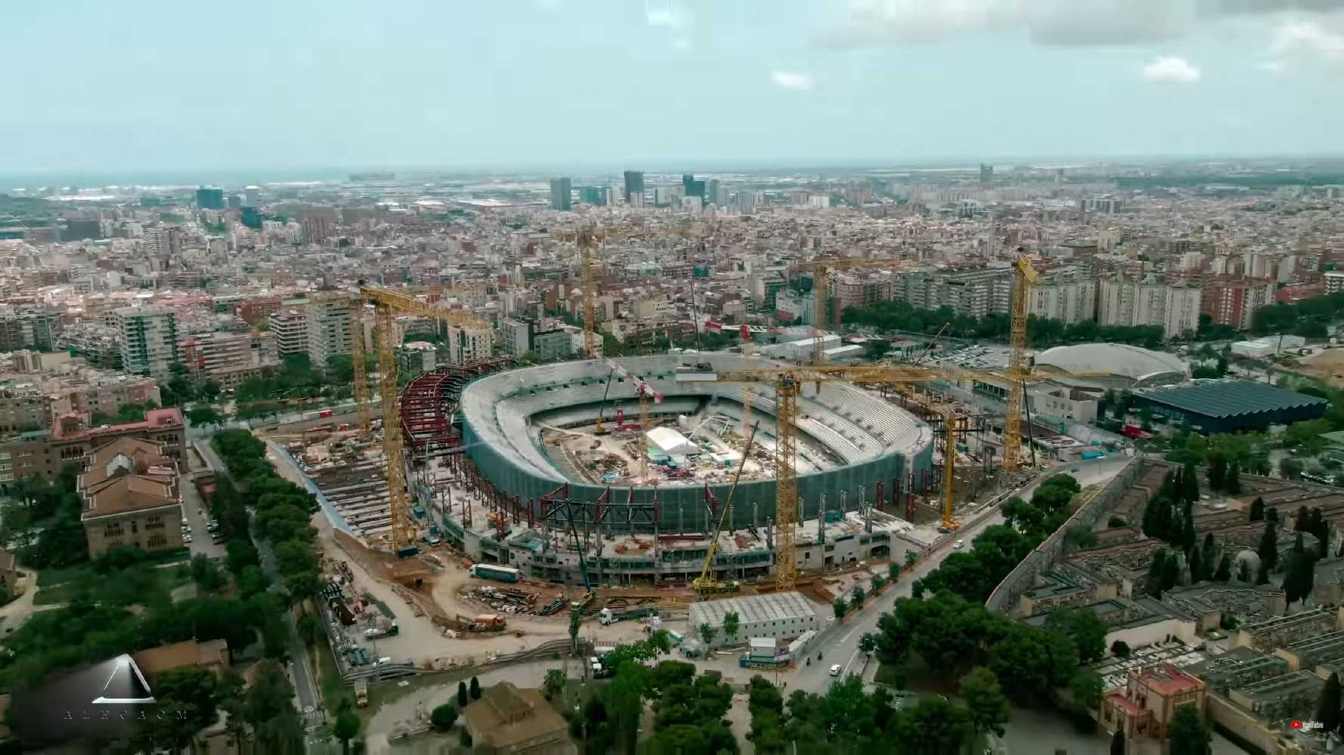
[682,362,1009,590]
[1003,255,1038,473]
[354,285,491,561]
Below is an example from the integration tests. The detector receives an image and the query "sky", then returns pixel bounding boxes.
[3,0,1344,176]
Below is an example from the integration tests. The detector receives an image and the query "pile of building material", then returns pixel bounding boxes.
[465,584,539,614]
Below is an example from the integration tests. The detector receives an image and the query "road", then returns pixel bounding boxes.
[193,437,325,728]
[788,455,1134,695]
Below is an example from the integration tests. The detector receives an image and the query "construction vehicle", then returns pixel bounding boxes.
[692,421,760,597]
[458,613,507,632]
[469,564,521,583]
[598,606,658,625]
[354,679,369,707]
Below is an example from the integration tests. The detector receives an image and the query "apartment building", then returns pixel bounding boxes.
[268,309,309,357]
[1201,278,1278,331]
[179,332,253,377]
[1099,279,1201,337]
[1027,272,1097,324]
[305,300,353,371]
[114,307,180,379]
[447,323,494,366]
[78,437,183,558]
[0,308,59,352]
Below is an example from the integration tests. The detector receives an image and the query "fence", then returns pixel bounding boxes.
[984,457,1143,615]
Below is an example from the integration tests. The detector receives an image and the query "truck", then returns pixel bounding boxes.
[354,679,368,708]
[739,655,787,670]
[599,606,659,625]
[318,409,334,418]
[461,614,506,632]
[469,564,521,583]
[1080,450,1105,460]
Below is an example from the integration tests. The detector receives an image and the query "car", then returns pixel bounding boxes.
[184,535,193,543]
[952,540,964,550]
[829,664,842,677]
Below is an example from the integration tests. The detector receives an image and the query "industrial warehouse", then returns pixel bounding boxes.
[1131,380,1330,433]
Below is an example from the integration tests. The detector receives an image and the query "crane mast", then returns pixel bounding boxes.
[1003,255,1038,472]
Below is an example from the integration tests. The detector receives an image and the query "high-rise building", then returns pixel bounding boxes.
[549,178,572,211]
[305,300,353,371]
[244,185,261,207]
[241,207,264,230]
[1027,272,1097,324]
[499,319,531,358]
[623,171,644,203]
[115,307,180,379]
[979,163,993,186]
[144,226,183,258]
[195,187,225,210]
[578,186,607,206]
[682,174,706,198]
[707,179,723,205]
[1201,278,1277,331]
[0,308,59,351]
[1099,279,1201,337]
[299,208,338,244]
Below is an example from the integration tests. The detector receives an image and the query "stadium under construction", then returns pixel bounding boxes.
[281,354,971,587]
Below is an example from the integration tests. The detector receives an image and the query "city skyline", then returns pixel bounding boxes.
[5,0,1344,175]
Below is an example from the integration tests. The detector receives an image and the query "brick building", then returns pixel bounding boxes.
[78,437,183,558]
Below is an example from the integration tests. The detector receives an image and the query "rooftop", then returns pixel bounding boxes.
[1136,380,1328,419]
[688,591,818,628]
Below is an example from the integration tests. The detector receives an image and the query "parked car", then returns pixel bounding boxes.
[829,664,842,677]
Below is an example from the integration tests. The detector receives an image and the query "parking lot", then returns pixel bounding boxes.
[180,455,227,560]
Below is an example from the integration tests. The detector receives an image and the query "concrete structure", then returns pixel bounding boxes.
[1325,270,1344,295]
[78,437,183,558]
[1027,271,1097,324]
[1201,278,1277,331]
[268,309,309,358]
[0,308,59,352]
[461,682,575,755]
[114,307,180,379]
[531,329,573,362]
[687,592,821,648]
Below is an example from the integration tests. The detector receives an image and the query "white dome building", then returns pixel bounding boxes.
[1034,343,1188,388]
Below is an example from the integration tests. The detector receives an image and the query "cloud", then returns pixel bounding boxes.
[817,0,1344,48]
[1142,55,1203,82]
[770,71,816,90]
[1271,18,1344,59]
[645,0,693,51]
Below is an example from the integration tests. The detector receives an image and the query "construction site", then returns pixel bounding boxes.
[256,259,1048,669]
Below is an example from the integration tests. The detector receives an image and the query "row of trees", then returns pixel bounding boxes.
[6,465,89,570]
[916,474,1081,603]
[133,661,308,754]
[840,298,1165,349]
[1251,290,1344,337]
[210,430,323,601]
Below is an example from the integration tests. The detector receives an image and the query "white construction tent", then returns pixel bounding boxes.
[646,426,698,457]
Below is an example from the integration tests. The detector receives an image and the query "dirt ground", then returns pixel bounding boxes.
[1297,349,1344,388]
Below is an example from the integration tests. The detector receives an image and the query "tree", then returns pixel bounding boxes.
[850,585,866,609]
[1111,640,1131,658]
[1208,454,1226,491]
[186,406,223,427]
[1187,545,1204,587]
[544,669,566,701]
[1257,522,1279,572]
[569,604,582,656]
[457,680,468,707]
[888,561,901,581]
[1238,560,1252,583]
[859,633,877,655]
[1249,497,1265,521]
[1168,704,1211,755]
[1045,608,1107,663]
[1146,550,1168,598]
[1227,460,1242,494]
[431,703,458,731]
[722,611,741,645]
[137,667,220,753]
[1214,554,1232,582]
[296,612,321,646]
[334,709,361,755]
[1070,670,1105,711]
[1111,730,1126,755]
[960,667,1010,738]
[1200,533,1217,583]
[1317,672,1343,735]
[470,675,482,700]
[833,596,848,621]
[1183,461,1200,502]
[1280,456,1305,480]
